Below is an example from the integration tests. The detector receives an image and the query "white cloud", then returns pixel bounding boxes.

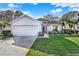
[0,8,12,10]
[56,4,68,7]
[0,8,17,12]
[28,3,38,5]
[71,4,79,8]
[22,11,30,15]
[51,3,68,7]
[70,8,79,11]
[51,8,62,13]
[32,3,38,5]
[51,3,79,8]
[51,3,79,12]
[8,4,18,8]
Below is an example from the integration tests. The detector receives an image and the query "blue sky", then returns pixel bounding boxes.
[0,3,79,19]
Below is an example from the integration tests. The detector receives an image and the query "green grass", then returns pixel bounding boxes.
[26,35,79,56]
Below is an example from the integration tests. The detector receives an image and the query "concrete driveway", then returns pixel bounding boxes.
[0,36,37,56]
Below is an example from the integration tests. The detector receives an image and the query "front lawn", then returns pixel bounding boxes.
[26,35,79,56]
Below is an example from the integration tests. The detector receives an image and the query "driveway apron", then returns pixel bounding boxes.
[0,36,37,56]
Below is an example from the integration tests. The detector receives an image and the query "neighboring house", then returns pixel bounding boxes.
[77,14,79,30]
[63,13,79,30]
[77,20,79,32]
[63,23,78,30]
[10,15,42,36]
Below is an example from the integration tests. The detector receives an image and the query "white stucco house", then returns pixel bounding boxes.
[38,19,53,34]
[42,23,53,34]
[48,20,62,32]
[10,15,43,36]
[10,14,53,37]
[47,24,53,33]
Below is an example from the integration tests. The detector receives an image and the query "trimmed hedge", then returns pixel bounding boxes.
[2,30,13,38]
[38,32,44,36]
[64,29,78,34]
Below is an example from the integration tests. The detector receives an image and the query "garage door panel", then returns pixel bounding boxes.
[12,25,39,36]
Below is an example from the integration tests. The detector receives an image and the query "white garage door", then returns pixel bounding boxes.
[12,25,39,36]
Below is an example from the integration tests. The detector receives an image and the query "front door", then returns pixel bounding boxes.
[42,25,47,34]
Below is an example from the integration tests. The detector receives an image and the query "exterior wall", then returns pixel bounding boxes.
[38,23,42,32]
[57,25,62,32]
[51,23,62,32]
[52,24,57,30]
[47,25,53,33]
[74,24,78,30]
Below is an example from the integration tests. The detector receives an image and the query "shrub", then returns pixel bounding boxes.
[52,29,58,34]
[61,29,65,34]
[64,29,78,35]
[48,31,52,34]
[76,31,78,33]
[2,30,13,37]
[38,32,44,36]
[58,31,62,34]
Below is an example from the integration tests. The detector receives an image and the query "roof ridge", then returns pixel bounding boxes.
[9,14,42,24]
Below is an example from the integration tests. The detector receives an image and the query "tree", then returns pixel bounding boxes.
[5,10,14,22]
[43,14,54,21]
[37,18,45,21]
[14,10,23,19]
[0,11,5,21]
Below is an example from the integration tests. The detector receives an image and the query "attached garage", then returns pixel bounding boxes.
[10,15,42,36]
[12,25,39,36]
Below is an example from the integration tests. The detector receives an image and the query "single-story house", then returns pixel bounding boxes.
[10,15,52,36]
[10,15,43,36]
